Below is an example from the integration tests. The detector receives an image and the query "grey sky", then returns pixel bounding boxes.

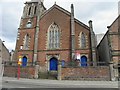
[0,0,119,51]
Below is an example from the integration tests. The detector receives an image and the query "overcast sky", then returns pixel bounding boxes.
[0,0,119,51]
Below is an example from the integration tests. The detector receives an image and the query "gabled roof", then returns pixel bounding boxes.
[108,15,120,28]
[40,4,90,30]
[97,15,120,47]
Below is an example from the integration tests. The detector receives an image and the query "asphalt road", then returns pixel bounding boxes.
[1,77,120,89]
[1,88,119,90]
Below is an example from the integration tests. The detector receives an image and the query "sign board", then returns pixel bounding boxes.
[76,53,80,60]
[75,52,80,60]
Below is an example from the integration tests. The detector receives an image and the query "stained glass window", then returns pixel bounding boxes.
[48,23,60,49]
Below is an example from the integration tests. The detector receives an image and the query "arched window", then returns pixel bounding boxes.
[47,23,60,49]
[28,7,31,16]
[26,21,32,28]
[34,6,37,15]
[79,32,86,48]
[23,34,30,50]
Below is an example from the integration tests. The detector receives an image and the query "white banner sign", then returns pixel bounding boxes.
[76,52,80,60]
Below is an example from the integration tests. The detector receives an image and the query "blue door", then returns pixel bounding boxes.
[50,58,58,71]
[22,56,27,67]
[80,56,87,67]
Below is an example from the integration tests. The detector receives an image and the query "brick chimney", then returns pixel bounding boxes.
[70,4,75,61]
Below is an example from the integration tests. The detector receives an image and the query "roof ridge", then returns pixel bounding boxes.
[40,4,89,30]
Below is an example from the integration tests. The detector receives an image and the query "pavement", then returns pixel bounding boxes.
[2,77,120,88]
[0,77,2,90]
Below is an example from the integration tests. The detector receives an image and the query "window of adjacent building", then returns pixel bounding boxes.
[23,34,30,50]
[79,32,86,48]
[47,23,60,49]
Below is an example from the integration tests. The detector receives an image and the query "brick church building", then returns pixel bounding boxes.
[14,0,97,72]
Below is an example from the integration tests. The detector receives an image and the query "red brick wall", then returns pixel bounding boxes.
[17,51,34,63]
[75,21,90,49]
[39,8,71,50]
[61,66,110,81]
[109,16,120,63]
[4,66,36,79]
[38,7,91,63]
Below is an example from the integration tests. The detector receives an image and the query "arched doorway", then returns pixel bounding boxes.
[49,57,58,71]
[22,56,27,67]
[80,56,87,67]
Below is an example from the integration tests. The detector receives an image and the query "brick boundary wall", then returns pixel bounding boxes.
[61,66,110,81]
[4,66,36,79]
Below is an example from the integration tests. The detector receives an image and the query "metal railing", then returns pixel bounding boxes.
[3,61,109,67]
[3,61,35,67]
[61,61,109,68]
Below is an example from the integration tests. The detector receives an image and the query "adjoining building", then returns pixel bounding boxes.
[0,39,10,63]
[96,33,104,45]
[10,50,15,61]
[97,15,120,80]
[0,39,10,78]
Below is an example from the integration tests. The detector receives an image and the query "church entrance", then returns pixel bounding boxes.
[49,57,58,71]
[81,56,87,67]
[22,56,27,67]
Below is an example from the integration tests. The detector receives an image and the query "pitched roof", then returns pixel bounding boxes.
[108,15,120,28]
[40,4,90,30]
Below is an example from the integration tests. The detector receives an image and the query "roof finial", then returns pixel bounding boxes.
[54,1,56,4]
[71,4,74,17]
[31,0,44,3]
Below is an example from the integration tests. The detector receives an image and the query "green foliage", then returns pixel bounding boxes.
[68,61,77,67]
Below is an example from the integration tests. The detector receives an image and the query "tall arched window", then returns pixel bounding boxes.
[23,34,30,50]
[79,32,86,48]
[34,6,37,15]
[28,7,31,16]
[47,23,60,49]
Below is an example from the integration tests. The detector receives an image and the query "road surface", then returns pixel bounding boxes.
[2,77,119,89]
